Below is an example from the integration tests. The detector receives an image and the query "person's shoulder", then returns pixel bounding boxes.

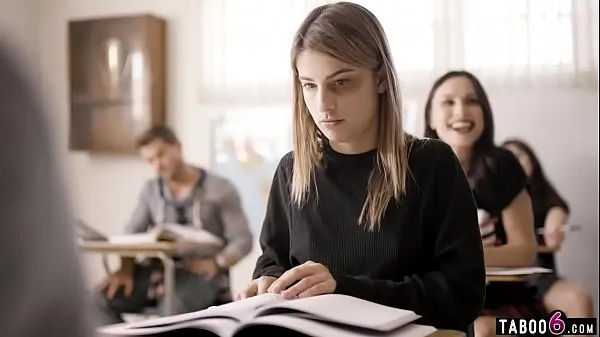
[139,177,160,197]
[485,146,525,178]
[408,136,458,166]
[275,151,295,176]
[202,168,236,189]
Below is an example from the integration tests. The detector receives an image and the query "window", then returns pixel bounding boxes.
[347,0,436,72]
[209,106,292,234]
[463,0,574,70]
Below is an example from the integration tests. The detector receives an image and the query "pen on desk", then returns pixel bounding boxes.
[536,224,582,235]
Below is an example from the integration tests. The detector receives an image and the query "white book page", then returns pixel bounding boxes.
[254,294,419,331]
[99,318,237,336]
[237,315,436,337]
[125,293,284,330]
[164,223,224,247]
[108,231,160,244]
[486,267,553,276]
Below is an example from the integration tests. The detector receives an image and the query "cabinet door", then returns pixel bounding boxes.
[69,15,166,154]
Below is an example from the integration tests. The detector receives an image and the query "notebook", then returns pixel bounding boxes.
[99,293,436,337]
[75,220,223,248]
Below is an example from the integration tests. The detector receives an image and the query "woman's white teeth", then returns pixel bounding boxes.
[451,121,473,131]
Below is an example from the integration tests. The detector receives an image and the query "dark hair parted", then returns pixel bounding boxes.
[423,70,496,199]
[135,125,179,149]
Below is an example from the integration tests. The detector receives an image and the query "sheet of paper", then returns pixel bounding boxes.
[486,267,552,276]
[125,293,283,329]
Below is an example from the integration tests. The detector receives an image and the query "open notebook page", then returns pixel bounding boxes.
[254,294,419,331]
[164,224,224,246]
[125,293,284,329]
[99,318,238,336]
[238,315,436,337]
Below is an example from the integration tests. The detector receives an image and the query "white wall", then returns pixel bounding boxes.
[34,0,260,291]
[0,0,39,82]
[493,87,599,316]
[24,0,600,310]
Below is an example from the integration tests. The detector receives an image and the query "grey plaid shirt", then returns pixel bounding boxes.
[125,169,254,298]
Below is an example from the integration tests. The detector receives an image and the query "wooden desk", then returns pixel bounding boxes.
[486,274,527,282]
[80,241,180,316]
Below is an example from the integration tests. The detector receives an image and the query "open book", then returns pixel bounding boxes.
[486,267,553,276]
[75,220,223,247]
[99,293,437,337]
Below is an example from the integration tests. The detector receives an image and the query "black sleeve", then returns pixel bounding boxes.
[0,43,94,337]
[544,193,570,215]
[332,141,486,331]
[494,148,529,210]
[252,153,294,279]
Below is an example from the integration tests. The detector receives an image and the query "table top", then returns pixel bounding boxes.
[486,274,527,282]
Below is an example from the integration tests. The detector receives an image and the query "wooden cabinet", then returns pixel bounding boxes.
[68,14,166,154]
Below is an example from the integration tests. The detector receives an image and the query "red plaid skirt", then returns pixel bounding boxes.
[481,300,547,318]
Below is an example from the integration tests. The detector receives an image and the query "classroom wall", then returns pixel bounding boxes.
[6,0,598,311]
[0,0,39,81]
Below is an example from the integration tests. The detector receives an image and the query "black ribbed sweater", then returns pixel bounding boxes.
[253,138,486,331]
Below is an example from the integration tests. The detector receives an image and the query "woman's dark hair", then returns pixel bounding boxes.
[423,70,496,196]
[502,138,569,212]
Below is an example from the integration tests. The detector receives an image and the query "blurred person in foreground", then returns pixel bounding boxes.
[0,41,93,337]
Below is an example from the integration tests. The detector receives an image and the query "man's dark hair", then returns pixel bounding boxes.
[136,124,180,148]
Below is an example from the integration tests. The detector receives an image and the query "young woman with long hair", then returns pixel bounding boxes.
[238,3,486,333]
[424,70,540,337]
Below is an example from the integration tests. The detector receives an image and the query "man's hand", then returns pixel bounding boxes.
[268,261,336,299]
[236,276,277,300]
[543,221,565,250]
[186,258,219,280]
[97,268,134,300]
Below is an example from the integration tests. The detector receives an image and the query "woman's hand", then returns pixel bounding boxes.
[268,260,336,299]
[236,276,277,300]
[542,207,568,251]
[479,217,498,247]
[543,220,565,250]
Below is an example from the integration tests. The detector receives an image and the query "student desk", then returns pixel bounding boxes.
[486,274,527,282]
[80,241,179,316]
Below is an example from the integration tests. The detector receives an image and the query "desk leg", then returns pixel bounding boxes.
[158,252,175,316]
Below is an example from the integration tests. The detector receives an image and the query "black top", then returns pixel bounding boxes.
[472,148,529,246]
[253,138,486,331]
[469,148,536,308]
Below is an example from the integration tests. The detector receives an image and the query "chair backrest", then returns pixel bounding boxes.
[466,323,475,337]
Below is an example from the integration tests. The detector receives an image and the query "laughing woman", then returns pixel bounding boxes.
[424,70,543,337]
[239,2,486,333]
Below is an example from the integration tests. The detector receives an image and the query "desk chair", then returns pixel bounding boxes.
[467,323,475,337]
